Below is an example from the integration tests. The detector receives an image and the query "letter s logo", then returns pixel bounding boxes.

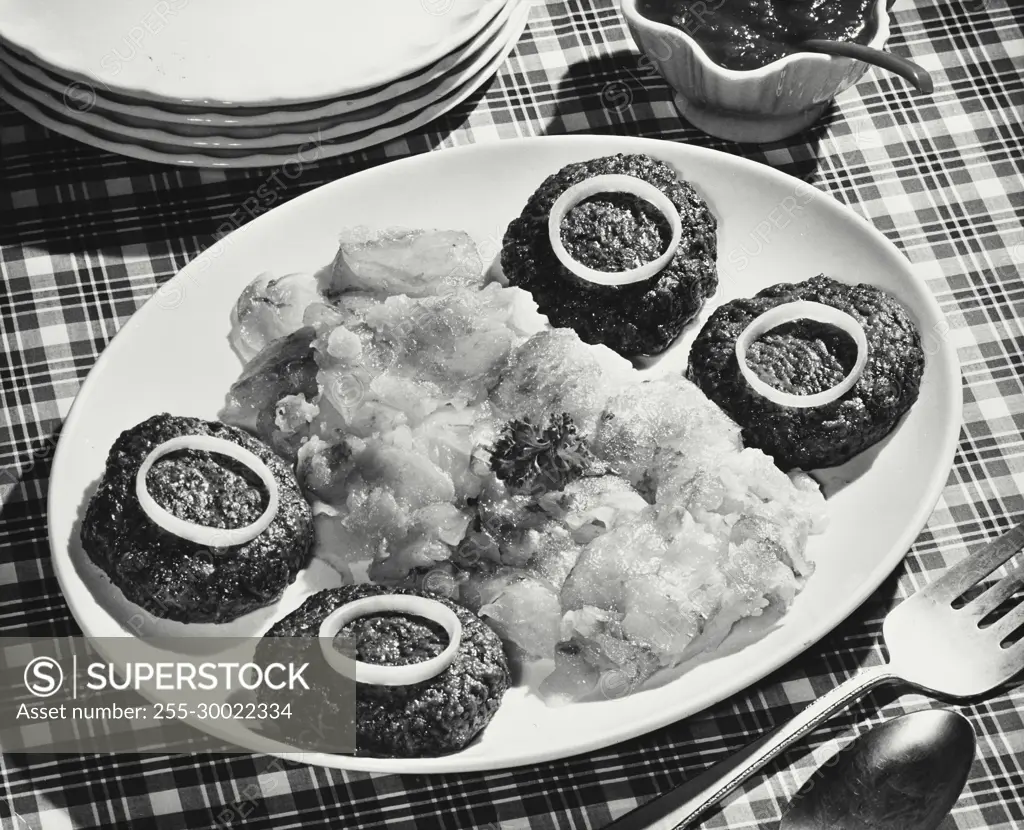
[25,657,63,698]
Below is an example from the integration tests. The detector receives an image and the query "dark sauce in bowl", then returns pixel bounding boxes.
[559,192,671,272]
[637,0,878,71]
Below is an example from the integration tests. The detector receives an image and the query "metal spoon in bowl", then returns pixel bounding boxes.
[800,39,934,93]
[781,709,975,830]
[604,709,975,830]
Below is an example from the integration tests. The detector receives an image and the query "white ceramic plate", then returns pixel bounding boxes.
[0,1,517,130]
[0,0,507,106]
[0,3,521,148]
[48,136,962,773]
[0,5,529,169]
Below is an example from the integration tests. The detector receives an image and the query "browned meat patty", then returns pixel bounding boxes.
[501,153,718,357]
[255,584,510,757]
[81,413,313,623]
[687,275,924,471]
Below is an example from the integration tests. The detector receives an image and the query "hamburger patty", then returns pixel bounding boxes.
[501,153,718,357]
[686,275,924,471]
[255,584,510,757]
[81,413,313,623]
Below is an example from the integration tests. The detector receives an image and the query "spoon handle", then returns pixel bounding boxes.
[799,39,934,94]
[603,663,900,830]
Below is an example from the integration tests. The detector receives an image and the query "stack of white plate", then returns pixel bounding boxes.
[0,0,528,168]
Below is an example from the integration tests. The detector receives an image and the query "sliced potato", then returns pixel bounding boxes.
[320,227,484,298]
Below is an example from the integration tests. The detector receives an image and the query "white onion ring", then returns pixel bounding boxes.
[318,595,463,687]
[734,300,869,409]
[135,434,280,547]
[547,174,683,286]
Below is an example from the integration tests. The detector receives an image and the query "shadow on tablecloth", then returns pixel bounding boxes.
[543,51,836,183]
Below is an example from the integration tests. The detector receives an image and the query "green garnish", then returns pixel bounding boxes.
[489,413,599,493]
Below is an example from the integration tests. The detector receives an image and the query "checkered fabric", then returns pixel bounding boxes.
[1,0,1022,827]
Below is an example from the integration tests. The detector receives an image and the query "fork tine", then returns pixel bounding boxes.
[922,520,1024,605]
[990,600,1024,642]
[967,564,1024,619]
[1002,638,1024,677]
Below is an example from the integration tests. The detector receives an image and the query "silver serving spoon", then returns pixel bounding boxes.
[604,709,975,830]
[780,709,976,830]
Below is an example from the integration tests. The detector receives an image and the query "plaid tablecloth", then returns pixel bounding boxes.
[1,0,1023,827]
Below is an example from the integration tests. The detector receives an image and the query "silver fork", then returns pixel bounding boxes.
[606,518,1024,830]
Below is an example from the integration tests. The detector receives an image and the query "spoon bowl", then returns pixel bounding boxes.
[781,709,976,830]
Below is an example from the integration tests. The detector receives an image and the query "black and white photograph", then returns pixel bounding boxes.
[0,0,1021,828]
